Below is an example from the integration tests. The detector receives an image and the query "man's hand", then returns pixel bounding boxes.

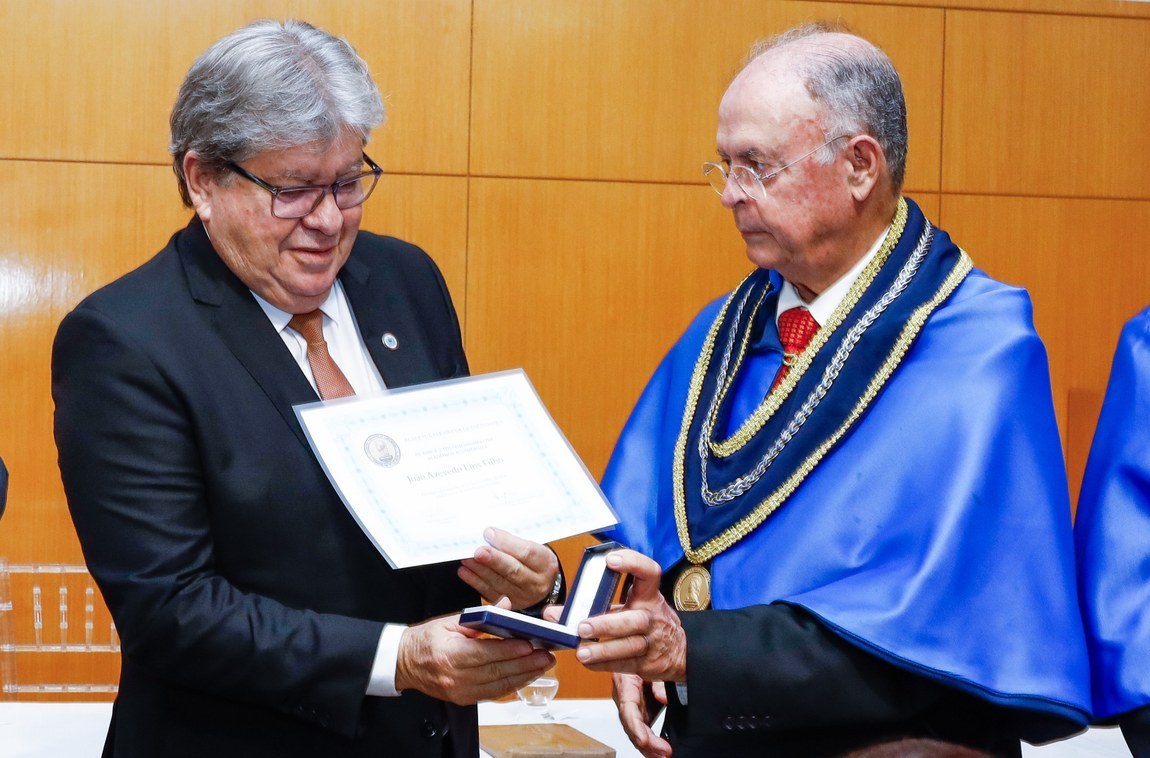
[573,549,687,683]
[395,607,555,705]
[614,673,672,758]
[458,527,559,610]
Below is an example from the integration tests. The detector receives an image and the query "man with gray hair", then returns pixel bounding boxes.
[567,23,1091,756]
[53,20,558,757]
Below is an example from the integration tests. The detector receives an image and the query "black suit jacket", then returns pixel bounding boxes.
[53,219,479,757]
[651,569,1078,757]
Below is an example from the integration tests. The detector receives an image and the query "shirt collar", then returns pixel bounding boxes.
[251,282,346,332]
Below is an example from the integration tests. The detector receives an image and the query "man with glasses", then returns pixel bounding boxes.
[52,20,558,757]
[568,23,1091,757]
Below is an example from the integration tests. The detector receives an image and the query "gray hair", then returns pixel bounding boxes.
[746,23,908,191]
[169,19,385,207]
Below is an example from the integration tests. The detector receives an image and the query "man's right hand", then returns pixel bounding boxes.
[395,612,555,705]
[614,672,672,758]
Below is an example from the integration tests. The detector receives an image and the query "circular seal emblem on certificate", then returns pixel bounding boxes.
[363,434,401,467]
[672,565,711,611]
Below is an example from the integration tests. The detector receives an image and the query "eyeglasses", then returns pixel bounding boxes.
[703,135,849,201]
[227,152,383,219]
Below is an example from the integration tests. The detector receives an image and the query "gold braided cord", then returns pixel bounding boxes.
[709,198,909,458]
[676,250,974,564]
[670,271,763,551]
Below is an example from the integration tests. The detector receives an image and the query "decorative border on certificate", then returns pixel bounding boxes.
[295,370,618,568]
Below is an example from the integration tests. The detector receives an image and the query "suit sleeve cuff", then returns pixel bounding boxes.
[366,623,406,697]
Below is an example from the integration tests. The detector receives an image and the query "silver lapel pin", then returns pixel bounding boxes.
[382,332,399,350]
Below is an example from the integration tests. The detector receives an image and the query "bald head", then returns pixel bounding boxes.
[713,24,905,299]
[738,25,908,192]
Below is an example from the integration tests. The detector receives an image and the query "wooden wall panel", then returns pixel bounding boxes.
[938,194,1150,502]
[943,10,1150,199]
[465,178,750,476]
[360,175,470,326]
[1066,386,1105,519]
[471,0,944,193]
[864,0,1150,18]
[0,162,189,566]
[912,193,941,222]
[0,0,471,174]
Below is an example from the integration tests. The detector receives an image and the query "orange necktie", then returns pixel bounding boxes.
[772,306,819,389]
[288,310,356,400]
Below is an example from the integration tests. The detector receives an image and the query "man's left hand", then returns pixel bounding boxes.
[459,527,559,610]
[395,600,555,705]
[614,673,672,758]
[572,548,687,683]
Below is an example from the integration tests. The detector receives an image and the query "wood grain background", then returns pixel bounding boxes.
[2,0,1147,700]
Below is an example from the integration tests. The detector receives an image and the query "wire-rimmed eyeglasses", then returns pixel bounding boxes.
[703,135,849,201]
[227,152,383,219]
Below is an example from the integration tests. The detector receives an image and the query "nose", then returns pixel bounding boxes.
[301,190,345,234]
[719,176,746,209]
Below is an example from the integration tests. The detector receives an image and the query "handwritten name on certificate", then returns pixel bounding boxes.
[295,370,618,568]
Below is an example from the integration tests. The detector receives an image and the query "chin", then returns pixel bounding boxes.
[744,246,785,272]
[287,271,340,298]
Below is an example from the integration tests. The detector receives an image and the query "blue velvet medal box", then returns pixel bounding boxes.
[460,541,622,649]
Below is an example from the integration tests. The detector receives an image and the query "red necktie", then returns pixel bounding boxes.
[772,307,819,389]
[288,310,356,400]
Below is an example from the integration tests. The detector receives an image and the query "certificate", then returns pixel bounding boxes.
[295,370,618,568]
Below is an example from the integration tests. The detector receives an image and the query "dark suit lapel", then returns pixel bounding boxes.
[176,220,318,448]
[340,253,433,389]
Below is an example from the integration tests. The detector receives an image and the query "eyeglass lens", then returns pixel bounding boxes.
[704,165,766,200]
[703,135,848,202]
[272,173,379,219]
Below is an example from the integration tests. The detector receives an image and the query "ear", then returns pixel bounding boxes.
[843,135,884,203]
[183,151,217,222]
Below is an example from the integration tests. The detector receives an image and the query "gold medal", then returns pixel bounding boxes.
[672,564,711,611]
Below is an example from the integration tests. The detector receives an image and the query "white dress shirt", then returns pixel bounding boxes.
[253,282,406,698]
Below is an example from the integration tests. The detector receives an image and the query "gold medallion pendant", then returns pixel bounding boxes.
[673,564,712,611]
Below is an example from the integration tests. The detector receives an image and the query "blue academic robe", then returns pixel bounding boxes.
[601,203,1091,735]
[1075,306,1150,720]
